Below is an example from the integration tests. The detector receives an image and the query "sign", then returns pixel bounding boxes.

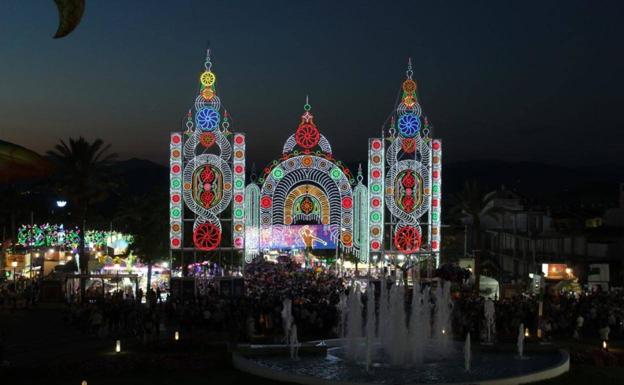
[256,225,337,250]
[541,263,572,280]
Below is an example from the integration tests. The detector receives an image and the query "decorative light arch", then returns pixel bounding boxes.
[257,101,355,251]
[283,184,331,225]
[169,49,245,253]
[379,58,442,264]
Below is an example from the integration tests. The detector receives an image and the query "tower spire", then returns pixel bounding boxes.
[204,47,212,71]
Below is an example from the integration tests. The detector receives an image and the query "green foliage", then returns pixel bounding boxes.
[47,137,119,214]
[47,137,118,274]
[115,192,168,264]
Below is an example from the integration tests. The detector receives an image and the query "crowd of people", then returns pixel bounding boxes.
[2,261,623,347]
[452,290,624,343]
[244,259,344,340]
[0,280,38,310]
[63,289,166,341]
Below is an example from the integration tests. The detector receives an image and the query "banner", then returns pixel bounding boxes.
[255,225,337,250]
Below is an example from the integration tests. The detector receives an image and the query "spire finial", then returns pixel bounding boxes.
[304,95,311,111]
[204,47,212,71]
[357,164,364,183]
[250,162,258,183]
[406,57,413,80]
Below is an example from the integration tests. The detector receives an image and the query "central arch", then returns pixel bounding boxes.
[259,155,354,248]
[284,184,331,225]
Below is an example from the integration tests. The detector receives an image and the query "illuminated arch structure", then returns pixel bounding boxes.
[169,50,246,271]
[245,101,358,260]
[170,53,442,271]
[371,58,443,267]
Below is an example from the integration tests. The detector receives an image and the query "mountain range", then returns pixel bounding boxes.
[118,158,624,209]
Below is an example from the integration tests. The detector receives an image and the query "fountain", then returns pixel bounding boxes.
[464,333,471,372]
[365,283,375,372]
[345,283,363,361]
[281,298,299,360]
[234,279,570,385]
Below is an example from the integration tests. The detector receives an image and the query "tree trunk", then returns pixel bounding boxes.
[79,218,87,301]
[146,260,153,293]
[473,216,482,295]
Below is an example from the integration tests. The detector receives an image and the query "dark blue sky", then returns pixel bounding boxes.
[1,0,622,166]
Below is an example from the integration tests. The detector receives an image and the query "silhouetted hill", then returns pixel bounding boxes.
[444,160,624,208]
[116,158,167,197]
[116,158,624,210]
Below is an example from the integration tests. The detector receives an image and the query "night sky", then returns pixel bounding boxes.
[1,0,623,167]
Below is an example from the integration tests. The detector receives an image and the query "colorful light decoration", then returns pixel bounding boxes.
[244,178,261,262]
[431,139,442,258]
[394,224,422,253]
[193,221,221,251]
[232,133,246,249]
[200,71,216,87]
[254,101,355,253]
[169,49,244,253]
[380,58,442,265]
[196,107,220,131]
[169,52,444,268]
[170,132,183,249]
[368,138,385,253]
[16,224,132,253]
[283,184,331,225]
[353,165,369,262]
[398,113,420,137]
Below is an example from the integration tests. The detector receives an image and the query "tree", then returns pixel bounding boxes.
[116,192,168,291]
[47,137,118,284]
[453,180,500,294]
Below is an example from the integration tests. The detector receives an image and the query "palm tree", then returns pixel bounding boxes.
[47,137,118,283]
[453,180,500,293]
[115,192,168,291]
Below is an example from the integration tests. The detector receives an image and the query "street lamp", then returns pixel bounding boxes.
[56,200,67,208]
[336,227,346,276]
[11,261,17,281]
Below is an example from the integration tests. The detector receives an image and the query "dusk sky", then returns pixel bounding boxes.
[1,0,622,167]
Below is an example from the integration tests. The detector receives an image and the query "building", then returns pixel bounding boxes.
[480,185,624,289]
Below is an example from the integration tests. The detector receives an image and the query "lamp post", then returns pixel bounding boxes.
[335,227,346,276]
[334,241,339,275]
[11,260,17,282]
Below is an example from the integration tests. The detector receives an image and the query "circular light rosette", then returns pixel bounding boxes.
[398,113,421,138]
[394,224,422,253]
[196,107,220,131]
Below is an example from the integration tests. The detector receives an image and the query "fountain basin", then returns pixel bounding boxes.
[233,339,569,385]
